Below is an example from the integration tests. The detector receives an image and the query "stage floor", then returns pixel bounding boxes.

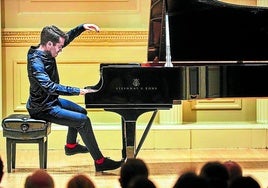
[1,148,268,188]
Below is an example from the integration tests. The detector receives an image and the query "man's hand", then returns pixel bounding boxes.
[83,24,100,32]
[80,88,98,95]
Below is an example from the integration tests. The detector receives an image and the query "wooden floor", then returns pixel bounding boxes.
[1,148,268,188]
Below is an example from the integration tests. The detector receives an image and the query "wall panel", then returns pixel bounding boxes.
[3,0,150,30]
[13,60,28,112]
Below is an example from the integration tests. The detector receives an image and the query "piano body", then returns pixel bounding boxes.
[85,0,268,159]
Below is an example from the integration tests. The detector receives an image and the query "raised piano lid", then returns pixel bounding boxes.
[148,0,268,62]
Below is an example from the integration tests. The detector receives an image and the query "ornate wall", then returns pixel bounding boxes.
[1,0,150,122]
[2,0,268,150]
[1,0,263,125]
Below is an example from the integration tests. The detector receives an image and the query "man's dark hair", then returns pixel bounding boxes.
[40,25,68,45]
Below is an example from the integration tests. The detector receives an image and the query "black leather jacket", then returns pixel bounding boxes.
[26,24,85,115]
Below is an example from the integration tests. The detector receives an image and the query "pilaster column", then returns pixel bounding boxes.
[256,99,268,124]
[159,104,182,125]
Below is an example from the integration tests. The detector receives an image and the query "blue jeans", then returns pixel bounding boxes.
[30,98,103,160]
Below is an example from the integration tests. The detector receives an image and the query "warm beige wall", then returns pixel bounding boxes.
[2,0,268,151]
[258,0,268,6]
[1,0,266,126]
[2,0,150,31]
[182,99,257,124]
[1,0,150,119]
[224,0,268,6]
[222,0,257,5]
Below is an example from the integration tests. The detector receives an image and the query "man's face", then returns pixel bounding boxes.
[48,37,65,57]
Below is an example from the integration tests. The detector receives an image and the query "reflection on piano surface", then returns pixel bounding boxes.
[85,0,268,159]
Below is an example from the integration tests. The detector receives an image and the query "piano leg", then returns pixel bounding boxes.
[121,118,126,159]
[122,119,136,159]
[135,110,158,158]
[106,108,159,159]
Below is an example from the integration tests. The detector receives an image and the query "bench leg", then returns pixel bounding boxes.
[44,137,48,169]
[39,138,44,169]
[6,138,12,173]
[12,142,16,169]
[38,137,48,169]
[6,136,49,172]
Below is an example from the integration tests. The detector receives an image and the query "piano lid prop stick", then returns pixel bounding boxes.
[164,9,173,67]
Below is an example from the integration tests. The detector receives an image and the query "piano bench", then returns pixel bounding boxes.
[1,114,51,173]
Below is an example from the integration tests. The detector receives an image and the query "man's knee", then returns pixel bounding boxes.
[82,108,88,115]
[77,115,91,129]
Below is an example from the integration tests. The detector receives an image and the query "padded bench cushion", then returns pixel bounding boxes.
[2,114,51,140]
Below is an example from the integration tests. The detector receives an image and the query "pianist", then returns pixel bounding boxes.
[26,23,122,172]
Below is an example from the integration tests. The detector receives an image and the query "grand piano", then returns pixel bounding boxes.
[85,0,268,159]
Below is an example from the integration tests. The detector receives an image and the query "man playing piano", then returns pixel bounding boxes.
[26,23,122,172]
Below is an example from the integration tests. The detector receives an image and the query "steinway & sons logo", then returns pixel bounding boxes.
[116,78,158,91]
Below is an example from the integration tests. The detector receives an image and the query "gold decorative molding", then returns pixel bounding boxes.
[2,31,148,47]
[190,98,242,110]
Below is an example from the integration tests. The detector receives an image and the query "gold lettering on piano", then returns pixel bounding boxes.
[116,87,158,91]
[144,87,158,90]
[115,78,158,91]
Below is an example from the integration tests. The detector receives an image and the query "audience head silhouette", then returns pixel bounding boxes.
[119,158,149,188]
[173,171,208,188]
[24,169,54,188]
[127,176,156,188]
[67,174,95,188]
[223,160,242,182]
[199,161,229,188]
[229,176,260,188]
[0,157,3,183]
